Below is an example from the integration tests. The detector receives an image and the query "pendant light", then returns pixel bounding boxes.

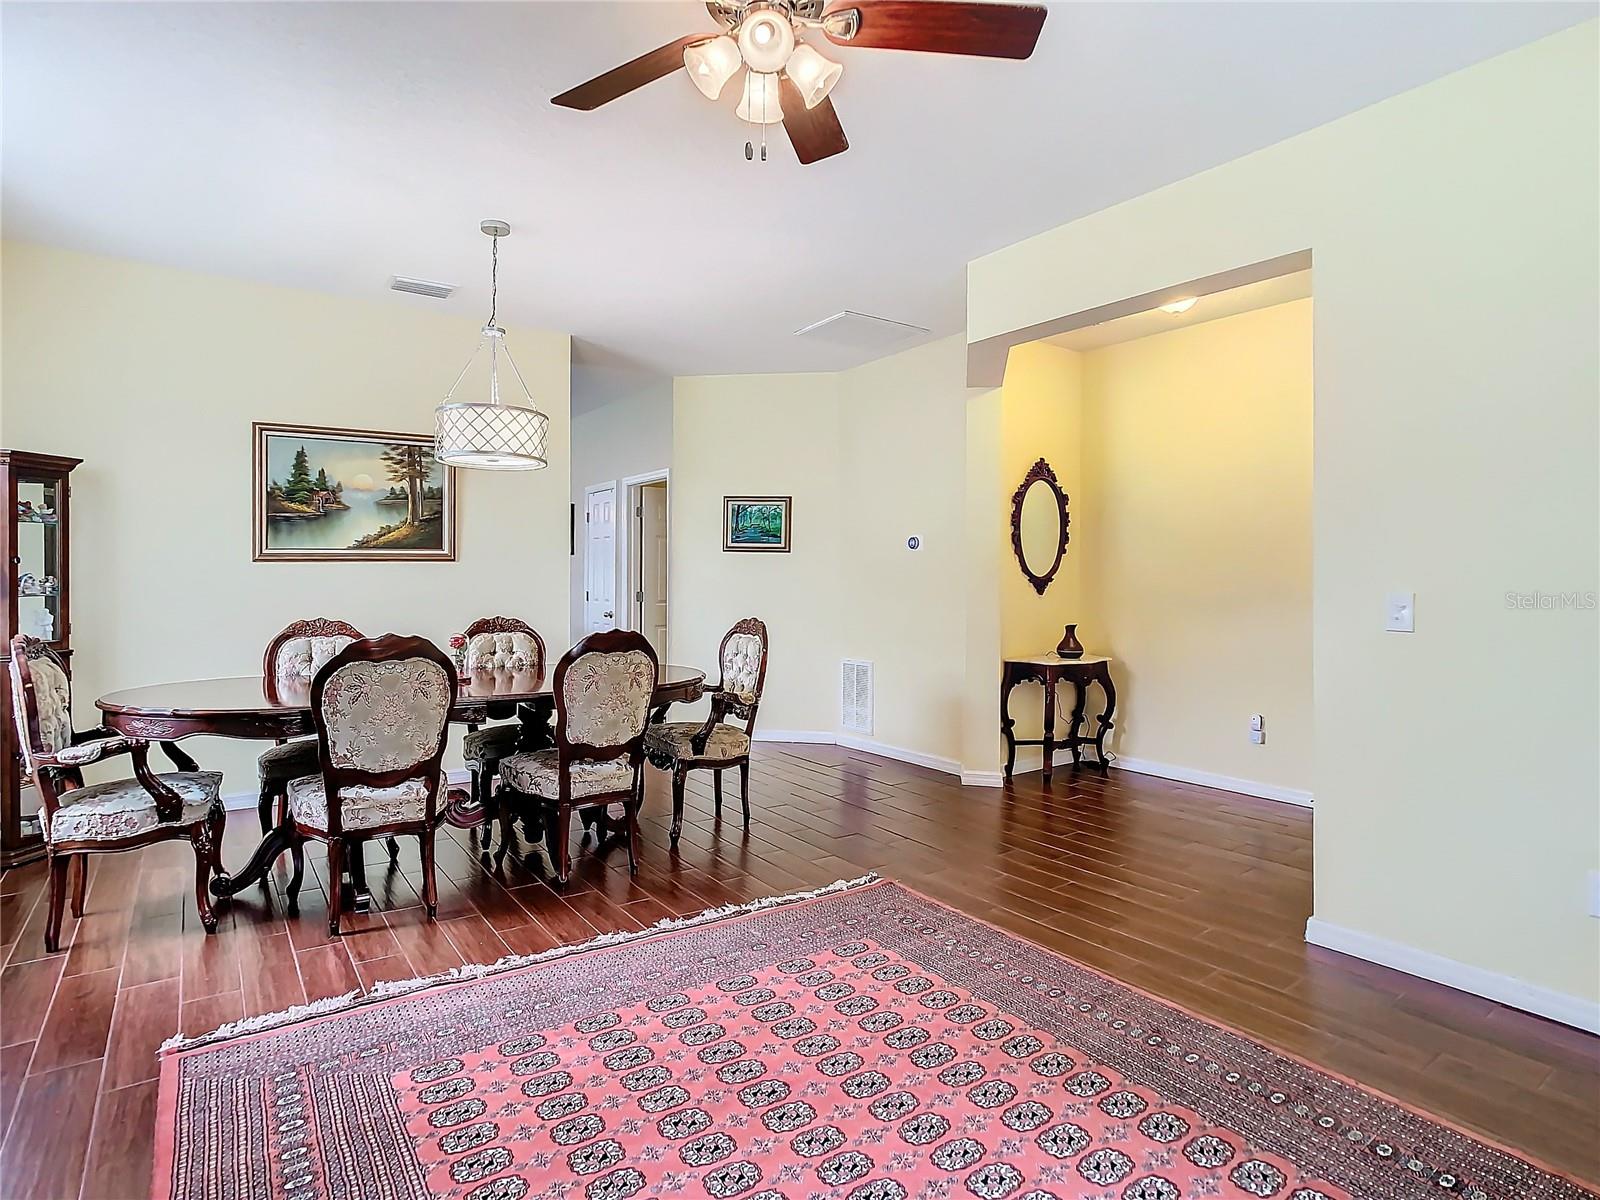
[434,221,550,471]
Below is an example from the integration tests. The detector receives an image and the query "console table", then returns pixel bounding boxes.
[1000,655,1117,783]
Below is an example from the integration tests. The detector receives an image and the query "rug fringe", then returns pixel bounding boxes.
[158,872,881,1055]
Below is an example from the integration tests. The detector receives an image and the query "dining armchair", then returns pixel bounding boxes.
[281,634,456,936]
[257,618,363,834]
[458,615,545,853]
[496,630,657,886]
[9,635,224,951]
[645,617,768,846]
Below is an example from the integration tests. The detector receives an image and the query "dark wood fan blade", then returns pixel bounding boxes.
[552,34,714,110]
[823,1,1046,59]
[778,73,850,165]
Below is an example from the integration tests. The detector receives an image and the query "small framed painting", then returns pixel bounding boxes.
[252,422,456,562]
[723,496,791,553]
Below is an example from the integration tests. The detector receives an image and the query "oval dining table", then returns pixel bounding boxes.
[96,663,707,905]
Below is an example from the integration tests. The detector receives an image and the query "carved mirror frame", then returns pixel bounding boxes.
[1010,457,1071,595]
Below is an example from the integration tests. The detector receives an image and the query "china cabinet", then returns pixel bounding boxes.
[1,450,82,868]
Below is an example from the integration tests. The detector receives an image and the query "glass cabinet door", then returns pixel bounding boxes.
[15,473,64,645]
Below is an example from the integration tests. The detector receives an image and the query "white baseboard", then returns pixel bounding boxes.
[220,768,472,813]
[753,729,837,745]
[1113,755,1313,808]
[755,730,961,778]
[834,734,961,778]
[961,771,1005,788]
[1305,916,1600,1034]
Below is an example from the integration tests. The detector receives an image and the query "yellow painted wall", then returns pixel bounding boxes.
[0,241,572,786]
[967,24,1600,1006]
[1078,299,1313,793]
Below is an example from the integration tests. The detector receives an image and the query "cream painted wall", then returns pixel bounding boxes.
[836,338,969,764]
[967,25,1600,1007]
[0,241,572,787]
[669,372,843,736]
[670,339,973,765]
[1078,299,1313,792]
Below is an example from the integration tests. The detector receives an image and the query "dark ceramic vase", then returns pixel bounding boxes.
[1055,624,1084,659]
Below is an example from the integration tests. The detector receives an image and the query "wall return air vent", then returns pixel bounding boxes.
[841,659,873,735]
[390,276,456,300]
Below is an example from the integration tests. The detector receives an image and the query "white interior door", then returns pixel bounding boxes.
[584,485,616,634]
[638,482,669,659]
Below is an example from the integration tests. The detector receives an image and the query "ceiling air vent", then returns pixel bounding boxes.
[390,276,456,300]
[841,659,873,735]
[795,310,929,351]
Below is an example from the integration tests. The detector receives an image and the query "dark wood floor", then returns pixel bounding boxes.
[1,744,1596,1199]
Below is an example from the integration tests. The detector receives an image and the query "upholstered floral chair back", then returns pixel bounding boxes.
[8,637,71,774]
[713,619,769,722]
[467,630,543,673]
[264,619,364,700]
[312,639,454,775]
[721,630,766,705]
[556,631,658,752]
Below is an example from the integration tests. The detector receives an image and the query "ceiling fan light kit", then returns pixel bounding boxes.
[552,0,1046,165]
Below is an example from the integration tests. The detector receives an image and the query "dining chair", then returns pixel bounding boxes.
[645,617,768,846]
[496,630,657,886]
[458,615,545,853]
[257,618,363,834]
[9,635,225,951]
[281,634,455,936]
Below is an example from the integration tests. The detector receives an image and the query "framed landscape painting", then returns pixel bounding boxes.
[252,422,456,561]
[723,495,791,553]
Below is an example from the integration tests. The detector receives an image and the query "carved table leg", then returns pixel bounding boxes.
[210,825,293,897]
[1092,663,1117,770]
[161,741,200,772]
[1067,676,1089,767]
[1000,669,1019,781]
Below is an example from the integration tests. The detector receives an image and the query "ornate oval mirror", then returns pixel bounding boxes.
[1010,458,1070,594]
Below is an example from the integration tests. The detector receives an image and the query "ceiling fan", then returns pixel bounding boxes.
[551,1,1047,164]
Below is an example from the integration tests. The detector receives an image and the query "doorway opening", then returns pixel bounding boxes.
[622,471,669,660]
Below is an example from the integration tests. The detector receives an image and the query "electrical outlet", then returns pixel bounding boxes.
[1249,729,1265,745]
[1249,714,1265,744]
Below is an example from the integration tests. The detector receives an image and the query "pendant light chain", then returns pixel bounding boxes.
[488,232,498,329]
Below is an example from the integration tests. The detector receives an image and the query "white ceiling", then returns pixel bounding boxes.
[3,2,1589,380]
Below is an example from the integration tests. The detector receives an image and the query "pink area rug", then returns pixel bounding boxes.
[154,876,1595,1200]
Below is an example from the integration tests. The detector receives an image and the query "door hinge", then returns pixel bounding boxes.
[585,590,590,600]
[636,505,643,518]
[636,591,644,602]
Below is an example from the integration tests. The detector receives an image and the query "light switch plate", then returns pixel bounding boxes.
[1385,592,1415,633]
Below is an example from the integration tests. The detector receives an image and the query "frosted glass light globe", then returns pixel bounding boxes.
[684,35,742,100]
[737,9,795,74]
[785,43,842,109]
[736,71,786,125]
